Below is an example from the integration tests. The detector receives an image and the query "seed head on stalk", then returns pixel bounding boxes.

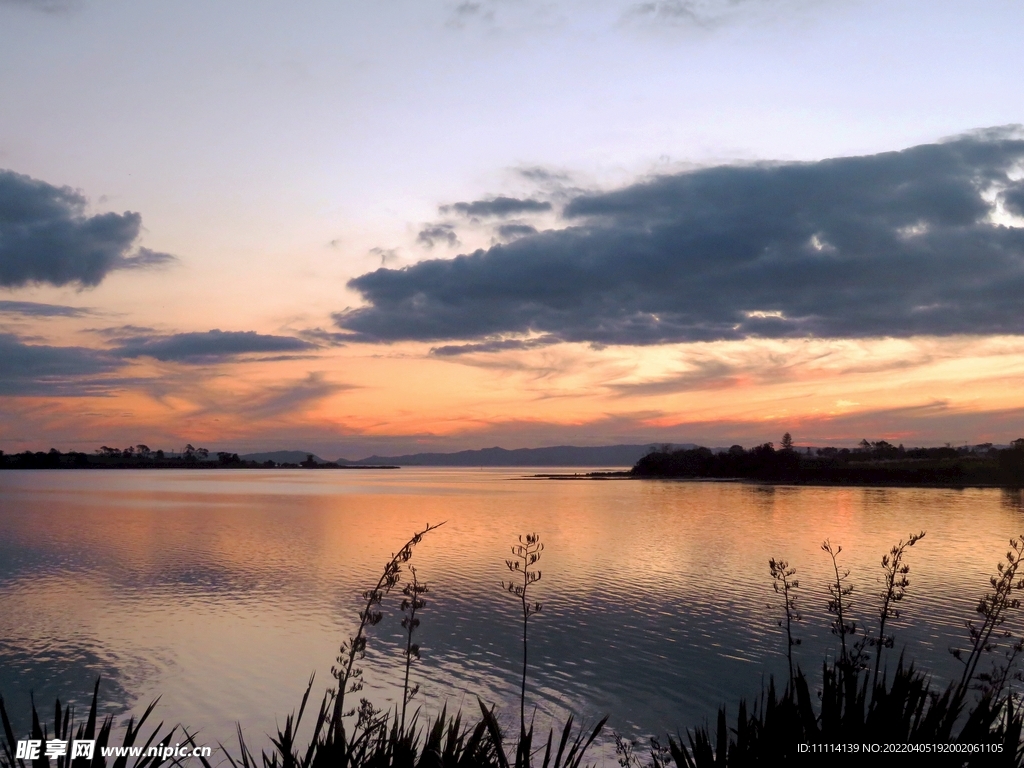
[328,521,444,727]
[502,532,543,739]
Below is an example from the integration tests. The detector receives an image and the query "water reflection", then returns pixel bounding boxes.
[1001,488,1024,514]
[1,469,1022,754]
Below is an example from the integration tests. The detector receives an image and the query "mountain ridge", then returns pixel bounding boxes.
[335,443,694,467]
[238,450,329,464]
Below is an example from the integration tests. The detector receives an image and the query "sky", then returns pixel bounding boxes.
[1,0,1023,459]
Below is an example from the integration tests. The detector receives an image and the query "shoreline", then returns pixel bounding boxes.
[532,471,1024,489]
[0,464,401,471]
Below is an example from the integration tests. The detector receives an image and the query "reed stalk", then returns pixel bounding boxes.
[870,531,925,694]
[329,521,444,728]
[768,558,801,684]
[822,539,857,669]
[502,533,544,739]
[399,566,427,733]
[952,535,1024,705]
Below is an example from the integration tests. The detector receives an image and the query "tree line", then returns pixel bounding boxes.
[0,444,254,469]
[632,435,1024,486]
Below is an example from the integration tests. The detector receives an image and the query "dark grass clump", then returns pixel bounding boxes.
[224,679,604,768]
[219,526,604,768]
[225,675,500,768]
[663,661,1023,767]
[659,533,1024,767]
[0,678,192,768]
[1,522,605,768]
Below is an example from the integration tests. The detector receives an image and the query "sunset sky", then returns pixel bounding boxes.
[2,0,1023,458]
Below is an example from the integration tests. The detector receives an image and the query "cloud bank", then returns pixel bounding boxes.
[0,300,93,317]
[0,328,319,396]
[0,169,174,287]
[442,196,553,218]
[416,224,459,248]
[336,130,1024,346]
[0,333,121,396]
[111,330,316,363]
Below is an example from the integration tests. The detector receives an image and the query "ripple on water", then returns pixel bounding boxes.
[1,470,1021,756]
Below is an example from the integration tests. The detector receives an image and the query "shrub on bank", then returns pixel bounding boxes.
[631,439,1024,485]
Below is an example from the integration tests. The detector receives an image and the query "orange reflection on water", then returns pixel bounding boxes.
[3,470,1024,752]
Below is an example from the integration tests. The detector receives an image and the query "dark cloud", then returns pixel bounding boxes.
[111,330,316,362]
[0,0,77,12]
[446,0,496,30]
[1004,181,1024,217]
[518,167,571,184]
[417,224,459,248]
[0,169,175,288]
[297,327,350,346]
[431,335,560,356]
[91,324,158,338]
[117,247,175,270]
[0,300,93,317]
[369,246,398,265]
[442,196,553,218]
[0,333,123,396]
[496,223,538,241]
[454,1,481,16]
[336,129,1024,345]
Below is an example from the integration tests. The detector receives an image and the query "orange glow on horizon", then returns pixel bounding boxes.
[3,330,1024,454]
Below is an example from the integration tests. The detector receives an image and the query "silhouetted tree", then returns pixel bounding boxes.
[183,444,209,461]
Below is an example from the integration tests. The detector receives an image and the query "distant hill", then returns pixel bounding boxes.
[337,444,694,467]
[239,450,329,464]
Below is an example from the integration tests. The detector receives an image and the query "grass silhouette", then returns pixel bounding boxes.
[7,527,1024,767]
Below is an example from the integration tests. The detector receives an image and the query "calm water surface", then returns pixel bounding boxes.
[2,469,1024,758]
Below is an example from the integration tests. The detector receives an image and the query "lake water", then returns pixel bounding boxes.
[2,468,1024,760]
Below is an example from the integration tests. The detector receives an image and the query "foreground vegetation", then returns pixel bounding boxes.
[632,437,1024,486]
[5,525,1024,767]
